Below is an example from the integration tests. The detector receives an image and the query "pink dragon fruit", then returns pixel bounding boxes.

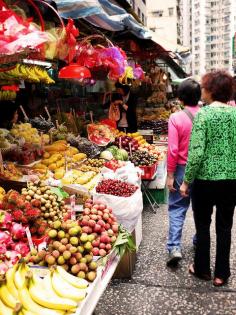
[11,242,29,257]
[0,231,13,247]
[0,210,12,230]
[5,250,21,267]
[0,261,8,274]
[0,243,7,259]
[11,223,26,240]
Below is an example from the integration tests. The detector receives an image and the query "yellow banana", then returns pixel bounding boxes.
[20,308,41,315]
[18,280,64,315]
[56,266,88,289]
[51,270,87,302]
[6,264,19,299]
[0,298,17,315]
[0,281,21,309]
[14,262,30,289]
[29,274,77,311]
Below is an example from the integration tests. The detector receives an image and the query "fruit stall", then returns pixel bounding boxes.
[0,1,169,314]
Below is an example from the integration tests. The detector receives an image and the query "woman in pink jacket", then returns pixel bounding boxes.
[167,79,201,266]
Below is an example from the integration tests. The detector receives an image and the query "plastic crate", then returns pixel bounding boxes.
[139,162,158,180]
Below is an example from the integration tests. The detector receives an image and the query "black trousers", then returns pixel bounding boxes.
[192,179,236,279]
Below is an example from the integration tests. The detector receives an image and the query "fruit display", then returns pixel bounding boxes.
[0,187,5,201]
[0,261,89,314]
[61,170,97,185]
[137,107,171,122]
[138,143,162,159]
[67,136,103,157]
[129,150,158,166]
[96,179,138,197]
[27,219,98,282]
[10,123,50,145]
[104,160,126,171]
[105,146,129,161]
[30,117,54,133]
[87,123,114,146]
[116,131,147,146]
[114,136,139,152]
[7,143,44,165]
[21,182,68,224]
[85,158,105,168]
[0,129,23,151]
[0,64,55,84]
[0,90,16,100]
[0,211,29,272]
[78,199,119,257]
[0,163,23,181]
[138,120,168,135]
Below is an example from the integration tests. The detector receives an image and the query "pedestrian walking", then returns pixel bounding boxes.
[180,70,236,286]
[167,79,201,266]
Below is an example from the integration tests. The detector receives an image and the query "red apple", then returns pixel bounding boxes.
[99,243,106,249]
[112,225,118,233]
[107,229,114,236]
[104,223,111,230]
[82,226,90,233]
[99,249,107,257]
[81,219,89,227]
[91,208,98,214]
[92,240,100,247]
[103,213,110,221]
[88,220,96,228]
[92,247,99,256]
[99,204,106,211]
[111,236,117,243]
[83,208,91,215]
[106,244,112,250]
[97,220,105,227]
[94,224,101,233]
[103,209,110,214]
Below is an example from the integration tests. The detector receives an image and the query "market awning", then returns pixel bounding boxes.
[150,33,190,54]
[55,0,151,38]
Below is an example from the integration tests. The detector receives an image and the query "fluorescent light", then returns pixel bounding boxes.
[23,59,52,67]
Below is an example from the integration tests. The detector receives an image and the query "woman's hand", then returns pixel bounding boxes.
[180,181,189,197]
[167,173,176,192]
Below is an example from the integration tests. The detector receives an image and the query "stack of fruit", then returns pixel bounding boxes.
[9,143,44,165]
[78,200,119,257]
[21,182,69,224]
[0,64,55,84]
[10,123,49,145]
[0,262,89,314]
[0,210,29,273]
[96,179,138,197]
[28,220,98,282]
[0,187,5,201]
[129,150,158,167]
[114,136,139,152]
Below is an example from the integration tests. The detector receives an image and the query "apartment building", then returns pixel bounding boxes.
[181,0,236,75]
[146,0,179,45]
[129,0,147,25]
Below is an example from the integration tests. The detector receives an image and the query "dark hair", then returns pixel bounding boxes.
[111,93,123,102]
[0,101,18,129]
[201,70,234,103]
[177,78,201,106]
[115,82,130,96]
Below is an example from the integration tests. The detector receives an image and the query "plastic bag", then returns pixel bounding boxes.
[93,188,143,232]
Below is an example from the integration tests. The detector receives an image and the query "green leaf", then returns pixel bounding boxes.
[50,187,69,200]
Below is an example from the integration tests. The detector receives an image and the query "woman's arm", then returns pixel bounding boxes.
[184,111,207,183]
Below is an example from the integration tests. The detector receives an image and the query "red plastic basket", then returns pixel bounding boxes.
[139,162,158,180]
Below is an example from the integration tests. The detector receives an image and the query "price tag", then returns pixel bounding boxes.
[25,227,34,251]
[38,242,47,252]
[129,143,132,157]
[90,111,94,123]
[70,195,76,220]
[0,150,3,173]
[119,137,122,149]
[44,106,51,121]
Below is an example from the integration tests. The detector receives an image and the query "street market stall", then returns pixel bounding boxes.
[0,1,176,314]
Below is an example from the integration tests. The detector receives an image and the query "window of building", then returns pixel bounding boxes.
[152,10,163,17]
[138,7,141,18]
[168,7,174,16]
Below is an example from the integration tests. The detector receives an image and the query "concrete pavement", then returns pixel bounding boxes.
[95,205,236,315]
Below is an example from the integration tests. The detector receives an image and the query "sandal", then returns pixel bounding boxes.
[189,264,211,281]
[213,277,228,287]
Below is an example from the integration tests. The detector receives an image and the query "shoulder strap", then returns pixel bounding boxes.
[183,108,195,123]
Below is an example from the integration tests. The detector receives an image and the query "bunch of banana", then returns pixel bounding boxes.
[0,90,16,100]
[0,262,89,315]
[0,64,55,84]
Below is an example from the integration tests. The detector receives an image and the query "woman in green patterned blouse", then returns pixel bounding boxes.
[180,70,236,286]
